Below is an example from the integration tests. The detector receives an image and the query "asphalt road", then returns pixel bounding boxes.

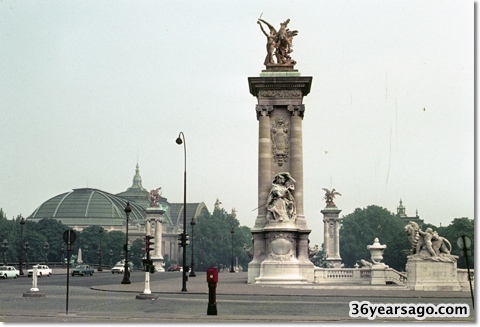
[0,270,474,323]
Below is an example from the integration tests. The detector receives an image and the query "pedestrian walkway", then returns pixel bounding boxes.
[90,271,471,299]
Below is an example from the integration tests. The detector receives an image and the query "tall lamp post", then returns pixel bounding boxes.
[2,239,8,265]
[98,227,103,271]
[84,245,89,264]
[19,216,25,275]
[189,217,196,277]
[230,227,235,273]
[121,202,132,284]
[109,249,113,267]
[43,242,49,265]
[24,240,30,269]
[176,131,188,292]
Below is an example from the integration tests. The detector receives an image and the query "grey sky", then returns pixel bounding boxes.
[0,0,473,246]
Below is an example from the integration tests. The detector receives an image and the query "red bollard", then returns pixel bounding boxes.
[206,266,218,315]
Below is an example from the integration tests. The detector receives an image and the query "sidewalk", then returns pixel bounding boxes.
[90,271,471,299]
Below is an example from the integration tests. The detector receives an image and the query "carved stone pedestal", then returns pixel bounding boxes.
[321,206,342,268]
[406,257,461,291]
[254,229,309,284]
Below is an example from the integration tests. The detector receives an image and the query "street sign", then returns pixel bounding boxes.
[63,230,77,244]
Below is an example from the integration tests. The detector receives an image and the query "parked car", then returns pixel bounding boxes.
[167,264,182,272]
[0,266,19,279]
[111,262,132,274]
[71,264,94,276]
[27,265,52,277]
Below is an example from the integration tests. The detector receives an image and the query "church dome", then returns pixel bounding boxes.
[27,188,145,229]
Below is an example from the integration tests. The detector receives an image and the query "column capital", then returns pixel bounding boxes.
[256,105,273,119]
[288,104,305,118]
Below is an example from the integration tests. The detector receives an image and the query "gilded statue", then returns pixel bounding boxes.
[257,18,298,67]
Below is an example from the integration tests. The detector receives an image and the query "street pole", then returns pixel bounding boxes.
[189,217,196,277]
[176,132,188,292]
[19,216,25,275]
[98,227,103,271]
[121,202,132,284]
[230,227,235,273]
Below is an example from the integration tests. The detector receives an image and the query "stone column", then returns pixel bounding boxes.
[288,105,306,230]
[321,206,342,268]
[145,207,165,272]
[255,105,273,230]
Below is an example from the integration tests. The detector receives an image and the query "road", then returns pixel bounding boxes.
[0,269,474,323]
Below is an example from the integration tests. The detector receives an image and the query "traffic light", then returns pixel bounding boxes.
[185,233,190,246]
[178,233,184,247]
[146,235,155,252]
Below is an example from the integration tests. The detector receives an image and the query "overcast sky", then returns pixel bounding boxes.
[0,0,473,246]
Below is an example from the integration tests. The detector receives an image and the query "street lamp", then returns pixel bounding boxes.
[230,227,235,273]
[24,240,30,269]
[84,245,89,264]
[43,242,49,265]
[19,216,25,275]
[121,202,132,284]
[2,239,9,265]
[98,227,103,271]
[189,217,196,277]
[61,243,66,267]
[109,249,113,267]
[176,131,188,292]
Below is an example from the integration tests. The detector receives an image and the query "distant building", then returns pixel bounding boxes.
[396,199,424,226]
[27,164,209,262]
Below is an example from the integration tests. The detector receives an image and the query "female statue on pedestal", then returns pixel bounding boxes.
[266,172,297,222]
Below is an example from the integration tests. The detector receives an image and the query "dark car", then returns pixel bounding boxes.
[71,264,94,276]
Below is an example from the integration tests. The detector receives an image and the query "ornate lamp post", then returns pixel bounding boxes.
[121,202,132,284]
[2,239,9,265]
[43,242,49,264]
[176,131,188,292]
[189,217,196,277]
[230,227,235,273]
[19,216,25,275]
[24,240,30,269]
[109,249,113,267]
[98,227,103,271]
[84,245,89,264]
[61,243,66,267]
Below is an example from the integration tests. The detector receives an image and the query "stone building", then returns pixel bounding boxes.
[396,199,424,226]
[27,164,209,262]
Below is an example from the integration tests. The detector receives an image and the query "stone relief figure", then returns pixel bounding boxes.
[148,187,162,207]
[266,172,297,222]
[322,188,341,207]
[257,18,298,66]
[404,221,455,262]
[271,117,289,166]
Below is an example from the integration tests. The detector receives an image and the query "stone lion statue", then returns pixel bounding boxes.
[404,221,455,262]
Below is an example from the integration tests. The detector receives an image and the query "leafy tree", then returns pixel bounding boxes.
[339,205,410,271]
[191,207,251,272]
[437,218,474,269]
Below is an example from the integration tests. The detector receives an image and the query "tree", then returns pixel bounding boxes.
[191,207,251,272]
[339,205,410,271]
[437,217,474,269]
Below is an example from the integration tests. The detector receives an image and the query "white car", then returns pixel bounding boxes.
[0,266,19,279]
[111,262,133,274]
[27,265,52,277]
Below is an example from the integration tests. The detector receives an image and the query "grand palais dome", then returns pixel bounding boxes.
[28,188,146,230]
